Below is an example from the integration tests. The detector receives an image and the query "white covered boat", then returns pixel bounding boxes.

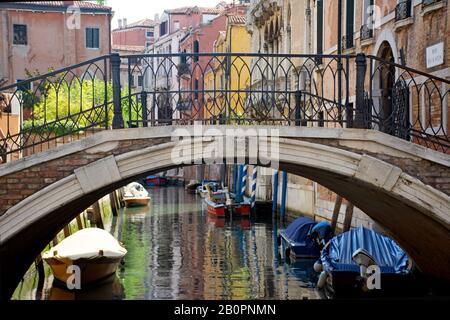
[43,228,127,287]
[122,182,151,207]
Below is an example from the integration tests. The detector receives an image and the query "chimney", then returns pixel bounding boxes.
[118,19,122,29]
[154,14,159,22]
[123,18,127,27]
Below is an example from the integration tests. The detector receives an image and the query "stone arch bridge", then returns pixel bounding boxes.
[0,125,449,300]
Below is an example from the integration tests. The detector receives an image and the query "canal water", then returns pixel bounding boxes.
[13,186,321,300]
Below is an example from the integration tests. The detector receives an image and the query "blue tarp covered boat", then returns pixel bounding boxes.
[278,217,321,259]
[319,227,413,297]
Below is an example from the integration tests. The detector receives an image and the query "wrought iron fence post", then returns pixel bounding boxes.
[151,92,156,126]
[354,53,367,129]
[295,90,302,126]
[141,91,148,128]
[111,53,124,129]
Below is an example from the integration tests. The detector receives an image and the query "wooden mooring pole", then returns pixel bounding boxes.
[331,195,343,232]
[63,225,71,238]
[343,202,354,232]
[109,192,118,217]
[92,201,104,229]
[76,214,83,230]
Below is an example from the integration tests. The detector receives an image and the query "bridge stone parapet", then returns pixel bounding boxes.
[0,126,449,300]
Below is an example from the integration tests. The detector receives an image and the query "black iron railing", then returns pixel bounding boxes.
[367,55,449,152]
[0,52,449,162]
[395,0,412,21]
[423,0,444,6]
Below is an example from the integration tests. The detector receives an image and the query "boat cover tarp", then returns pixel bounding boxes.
[321,227,409,274]
[43,228,127,260]
[283,217,316,243]
[124,182,149,198]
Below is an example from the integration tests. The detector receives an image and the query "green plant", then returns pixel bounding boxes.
[23,78,139,134]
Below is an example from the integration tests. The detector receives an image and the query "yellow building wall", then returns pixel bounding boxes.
[203,24,251,120]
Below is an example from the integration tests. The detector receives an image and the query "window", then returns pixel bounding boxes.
[362,0,374,26]
[146,31,154,38]
[138,76,143,87]
[343,0,355,49]
[13,24,27,45]
[160,21,168,37]
[86,27,100,49]
[130,75,135,87]
[316,0,323,56]
[193,40,200,62]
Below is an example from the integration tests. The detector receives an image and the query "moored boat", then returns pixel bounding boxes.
[43,228,127,288]
[203,186,252,218]
[316,227,414,298]
[278,217,322,260]
[122,182,151,207]
[185,180,201,194]
[196,180,221,198]
[144,175,168,187]
[204,196,226,217]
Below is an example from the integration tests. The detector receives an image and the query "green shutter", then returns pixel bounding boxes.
[94,28,99,48]
[86,28,92,48]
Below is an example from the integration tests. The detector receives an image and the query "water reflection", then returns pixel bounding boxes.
[47,276,124,300]
[117,186,320,300]
[13,186,320,300]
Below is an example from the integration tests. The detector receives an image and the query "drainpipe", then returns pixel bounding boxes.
[280,171,288,220]
[108,11,112,55]
[272,171,279,216]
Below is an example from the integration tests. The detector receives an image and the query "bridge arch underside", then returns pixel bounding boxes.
[0,135,449,299]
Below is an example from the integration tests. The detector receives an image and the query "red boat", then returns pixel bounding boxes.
[144,175,168,187]
[233,202,251,216]
[204,197,226,217]
[202,186,252,218]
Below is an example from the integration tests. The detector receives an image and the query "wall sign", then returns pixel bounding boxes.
[426,42,444,69]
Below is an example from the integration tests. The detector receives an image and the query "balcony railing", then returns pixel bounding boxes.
[423,0,443,6]
[395,0,412,21]
[0,52,449,163]
[360,24,373,41]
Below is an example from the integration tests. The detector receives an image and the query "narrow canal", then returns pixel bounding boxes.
[13,186,321,300]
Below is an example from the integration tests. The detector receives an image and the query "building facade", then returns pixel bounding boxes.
[0,1,112,163]
[179,14,227,120]
[0,1,112,87]
[112,18,155,49]
[244,0,449,230]
[203,15,252,121]
[144,5,224,123]
[112,18,156,92]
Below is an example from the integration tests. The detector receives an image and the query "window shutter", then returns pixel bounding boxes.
[86,28,92,48]
[317,0,323,55]
[94,28,99,48]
